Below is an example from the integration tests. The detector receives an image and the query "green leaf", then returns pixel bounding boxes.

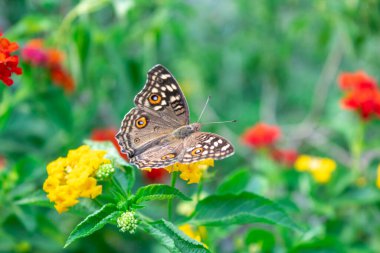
[333,187,380,206]
[64,204,121,248]
[141,219,209,253]
[84,140,131,168]
[133,184,191,204]
[290,237,346,253]
[191,192,301,232]
[216,168,251,194]
[14,190,52,207]
[245,228,275,252]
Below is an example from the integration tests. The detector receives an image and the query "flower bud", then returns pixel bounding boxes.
[96,163,115,181]
[117,211,138,234]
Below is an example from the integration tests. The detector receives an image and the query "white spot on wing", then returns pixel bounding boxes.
[205,137,215,144]
[167,86,173,92]
[221,144,231,151]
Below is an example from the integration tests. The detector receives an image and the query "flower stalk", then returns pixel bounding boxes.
[168,171,179,221]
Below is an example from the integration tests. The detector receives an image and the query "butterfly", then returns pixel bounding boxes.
[116,64,234,169]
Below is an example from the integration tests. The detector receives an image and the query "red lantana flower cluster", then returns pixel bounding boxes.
[338,71,380,121]
[21,39,74,92]
[0,33,22,86]
[241,122,298,167]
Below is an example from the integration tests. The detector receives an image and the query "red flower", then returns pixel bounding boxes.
[21,39,74,92]
[241,123,281,149]
[0,33,22,86]
[91,128,128,161]
[338,71,380,120]
[270,148,298,167]
[46,48,65,67]
[339,71,377,90]
[21,39,48,66]
[50,66,75,93]
[142,169,168,183]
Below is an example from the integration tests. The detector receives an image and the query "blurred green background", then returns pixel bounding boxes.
[1,0,380,252]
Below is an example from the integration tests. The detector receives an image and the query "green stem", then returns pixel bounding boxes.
[111,176,128,199]
[351,120,366,174]
[196,176,204,203]
[93,198,103,207]
[168,172,179,221]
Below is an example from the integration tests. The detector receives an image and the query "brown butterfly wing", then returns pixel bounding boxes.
[129,139,184,169]
[179,132,235,163]
[134,64,189,125]
[116,65,190,159]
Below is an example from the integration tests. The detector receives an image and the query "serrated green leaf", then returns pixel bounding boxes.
[216,168,251,194]
[191,192,301,232]
[64,204,120,248]
[133,184,191,204]
[141,219,209,253]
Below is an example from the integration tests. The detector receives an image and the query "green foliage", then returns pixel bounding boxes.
[245,228,275,252]
[133,184,191,204]
[1,0,380,252]
[65,204,121,248]
[192,192,301,232]
[216,168,251,194]
[141,219,209,253]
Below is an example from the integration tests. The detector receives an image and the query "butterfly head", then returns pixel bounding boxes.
[191,122,201,132]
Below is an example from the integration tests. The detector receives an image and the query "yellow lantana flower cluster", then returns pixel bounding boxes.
[43,145,111,213]
[178,224,207,248]
[165,159,214,184]
[376,165,380,189]
[295,155,336,184]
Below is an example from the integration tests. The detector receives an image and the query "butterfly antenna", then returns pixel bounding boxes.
[201,120,237,125]
[197,96,211,122]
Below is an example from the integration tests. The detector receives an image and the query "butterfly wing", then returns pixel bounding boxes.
[129,139,184,169]
[134,64,189,126]
[116,65,190,159]
[179,132,235,163]
[116,108,175,158]
[129,132,234,169]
